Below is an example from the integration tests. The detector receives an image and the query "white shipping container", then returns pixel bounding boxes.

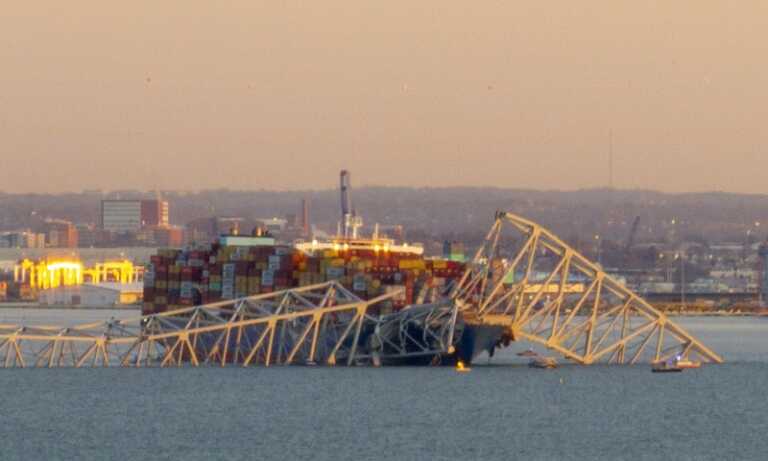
[180,281,194,298]
[326,267,345,279]
[384,285,406,302]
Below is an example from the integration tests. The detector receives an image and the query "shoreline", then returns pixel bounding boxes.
[0,303,140,310]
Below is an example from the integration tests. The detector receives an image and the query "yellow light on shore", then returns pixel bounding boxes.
[15,258,139,289]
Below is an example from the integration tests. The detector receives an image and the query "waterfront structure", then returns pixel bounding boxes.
[38,282,143,307]
[760,243,768,307]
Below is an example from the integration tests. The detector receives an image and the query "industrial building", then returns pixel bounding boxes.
[38,282,143,307]
[138,226,184,247]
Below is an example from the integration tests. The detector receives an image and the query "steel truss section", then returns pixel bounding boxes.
[0,212,723,368]
[450,212,723,365]
[0,281,456,368]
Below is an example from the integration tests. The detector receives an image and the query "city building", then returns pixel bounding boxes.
[101,199,170,232]
[43,219,78,248]
[301,198,311,237]
[148,226,184,247]
[101,200,142,232]
[185,216,246,242]
[141,199,169,227]
[0,231,45,248]
[256,218,287,235]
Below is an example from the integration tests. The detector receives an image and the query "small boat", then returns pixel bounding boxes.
[517,349,538,357]
[652,355,701,372]
[652,361,682,373]
[675,358,701,369]
[529,356,557,369]
[455,360,471,373]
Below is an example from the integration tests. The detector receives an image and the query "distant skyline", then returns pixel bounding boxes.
[2,2,767,194]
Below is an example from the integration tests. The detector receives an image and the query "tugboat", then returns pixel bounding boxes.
[652,355,701,373]
[651,361,682,373]
[674,358,701,369]
[517,348,538,357]
[529,356,558,369]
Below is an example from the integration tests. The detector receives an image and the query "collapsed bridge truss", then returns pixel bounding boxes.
[0,281,456,368]
[0,212,722,368]
[451,212,722,365]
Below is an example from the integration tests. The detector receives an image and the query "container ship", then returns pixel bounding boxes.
[142,237,464,315]
[140,171,492,364]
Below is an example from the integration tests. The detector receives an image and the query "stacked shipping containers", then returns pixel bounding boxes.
[143,242,465,315]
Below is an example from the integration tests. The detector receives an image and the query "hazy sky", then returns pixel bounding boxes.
[2,2,767,194]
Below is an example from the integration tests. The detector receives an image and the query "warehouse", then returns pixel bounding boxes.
[39,282,142,307]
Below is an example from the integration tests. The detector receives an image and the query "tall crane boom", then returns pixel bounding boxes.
[625,216,640,252]
[340,170,352,217]
[339,170,362,238]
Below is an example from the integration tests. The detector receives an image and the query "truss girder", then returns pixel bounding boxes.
[0,281,456,368]
[0,212,723,368]
[452,212,722,365]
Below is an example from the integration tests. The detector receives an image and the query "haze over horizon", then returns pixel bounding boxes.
[2,2,767,194]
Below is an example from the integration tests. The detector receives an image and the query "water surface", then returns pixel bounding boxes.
[1,314,766,460]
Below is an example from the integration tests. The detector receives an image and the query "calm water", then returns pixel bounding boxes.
[1,312,767,460]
